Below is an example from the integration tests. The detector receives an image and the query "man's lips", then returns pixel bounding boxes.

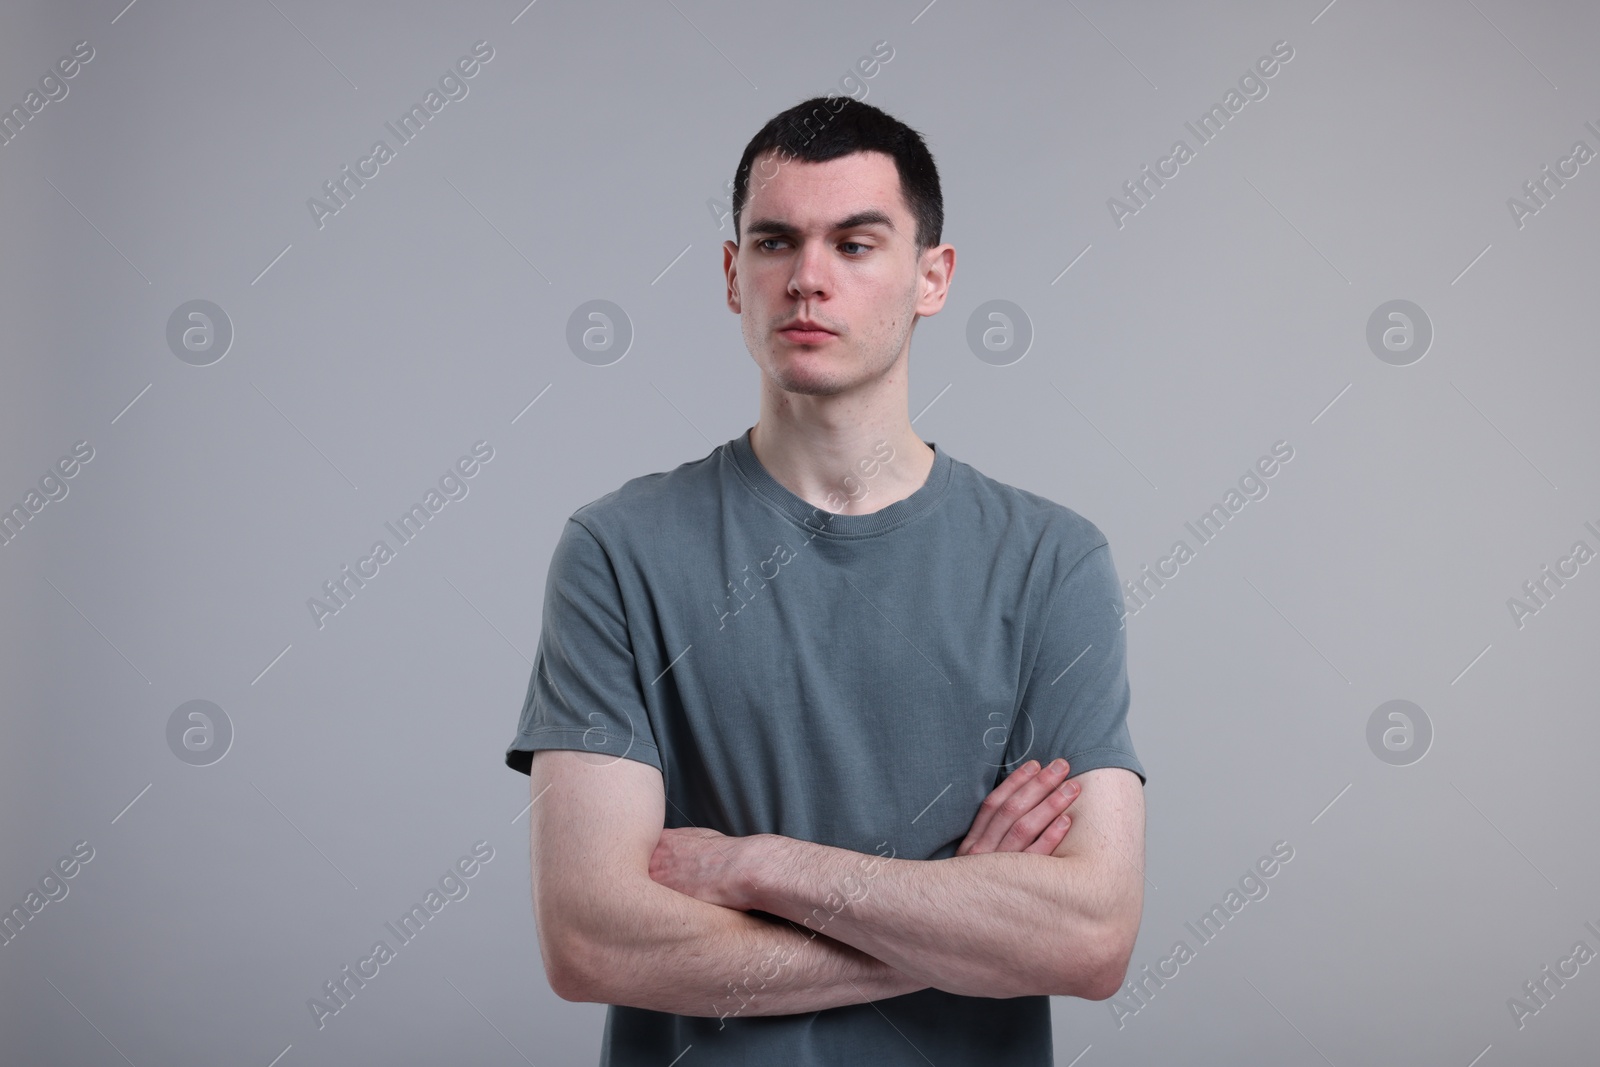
[778,325,836,344]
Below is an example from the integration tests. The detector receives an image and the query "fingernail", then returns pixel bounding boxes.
[1024,760,1041,773]
[1049,758,1067,773]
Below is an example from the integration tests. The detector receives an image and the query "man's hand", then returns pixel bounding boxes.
[648,825,759,911]
[956,758,1080,856]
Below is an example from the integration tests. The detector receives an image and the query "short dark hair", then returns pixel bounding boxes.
[731,95,943,253]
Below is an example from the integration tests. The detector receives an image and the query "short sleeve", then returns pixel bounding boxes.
[504,517,662,776]
[1006,541,1146,785]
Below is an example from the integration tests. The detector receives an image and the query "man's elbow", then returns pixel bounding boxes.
[548,957,595,1003]
[1079,947,1133,1002]
[542,927,611,1004]
[1063,918,1139,1001]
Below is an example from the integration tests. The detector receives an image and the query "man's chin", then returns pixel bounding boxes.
[771,374,850,397]
[756,352,845,395]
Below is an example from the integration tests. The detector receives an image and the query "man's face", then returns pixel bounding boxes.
[723,149,949,398]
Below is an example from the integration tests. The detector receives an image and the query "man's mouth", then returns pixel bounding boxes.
[779,322,837,345]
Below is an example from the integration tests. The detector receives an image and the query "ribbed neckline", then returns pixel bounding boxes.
[726,426,954,539]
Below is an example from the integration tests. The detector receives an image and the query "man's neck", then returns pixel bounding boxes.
[747,415,935,517]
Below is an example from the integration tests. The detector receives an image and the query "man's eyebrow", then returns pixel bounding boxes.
[744,210,898,238]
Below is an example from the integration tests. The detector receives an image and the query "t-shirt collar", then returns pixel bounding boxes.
[726,426,954,539]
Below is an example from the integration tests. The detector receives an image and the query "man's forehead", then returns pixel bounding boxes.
[744,207,898,237]
[744,154,907,235]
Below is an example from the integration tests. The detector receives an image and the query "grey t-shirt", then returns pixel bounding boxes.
[506,428,1146,1066]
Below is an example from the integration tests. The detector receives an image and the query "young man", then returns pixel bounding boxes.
[505,96,1147,1065]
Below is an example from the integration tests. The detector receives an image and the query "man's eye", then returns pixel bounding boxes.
[755,239,871,254]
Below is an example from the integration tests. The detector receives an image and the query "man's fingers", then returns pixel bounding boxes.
[1023,813,1071,855]
[1000,787,1076,851]
[960,759,1041,854]
[966,758,1077,855]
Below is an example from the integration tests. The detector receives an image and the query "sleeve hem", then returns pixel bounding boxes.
[504,727,661,776]
[1060,746,1146,786]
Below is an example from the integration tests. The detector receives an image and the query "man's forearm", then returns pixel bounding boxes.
[742,836,1120,1000]
[567,876,928,1019]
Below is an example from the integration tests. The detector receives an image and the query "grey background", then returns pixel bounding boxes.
[3,0,1596,1063]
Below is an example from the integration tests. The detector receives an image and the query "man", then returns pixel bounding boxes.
[505,95,1147,1065]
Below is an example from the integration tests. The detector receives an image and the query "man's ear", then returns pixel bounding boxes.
[723,240,741,312]
[914,243,955,317]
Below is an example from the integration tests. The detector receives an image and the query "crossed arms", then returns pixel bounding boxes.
[529,748,1145,1018]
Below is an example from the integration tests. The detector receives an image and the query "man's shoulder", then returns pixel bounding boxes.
[565,443,725,543]
[952,455,1110,571]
